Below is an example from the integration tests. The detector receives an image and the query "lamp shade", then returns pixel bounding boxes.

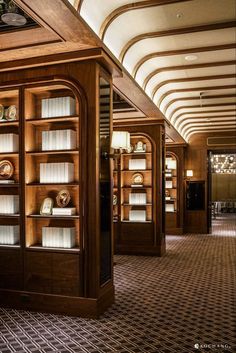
[111,131,130,150]
[186,170,193,177]
[166,158,176,170]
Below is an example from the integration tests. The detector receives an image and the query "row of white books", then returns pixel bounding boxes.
[0,195,19,214]
[129,210,146,222]
[166,204,175,212]
[129,193,147,205]
[52,207,76,216]
[0,133,18,153]
[129,159,146,170]
[0,225,19,245]
[41,97,76,118]
[40,162,74,183]
[42,227,75,248]
[166,180,173,189]
[42,129,76,151]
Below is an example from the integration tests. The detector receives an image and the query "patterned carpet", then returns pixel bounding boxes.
[0,216,235,353]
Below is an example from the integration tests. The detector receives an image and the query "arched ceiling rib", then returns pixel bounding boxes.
[74,0,236,141]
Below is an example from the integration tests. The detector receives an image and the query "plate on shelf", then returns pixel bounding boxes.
[131,172,144,186]
[5,105,17,121]
[56,189,71,207]
[0,160,14,179]
[0,104,4,120]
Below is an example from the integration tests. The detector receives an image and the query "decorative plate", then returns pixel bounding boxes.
[56,189,71,208]
[0,160,14,179]
[113,194,117,205]
[131,172,144,185]
[0,104,4,120]
[5,105,17,120]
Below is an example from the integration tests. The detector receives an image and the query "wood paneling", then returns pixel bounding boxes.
[212,174,236,201]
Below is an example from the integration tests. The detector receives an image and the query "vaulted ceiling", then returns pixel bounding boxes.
[69,0,236,141]
[0,0,235,142]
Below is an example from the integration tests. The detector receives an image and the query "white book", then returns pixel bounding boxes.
[42,227,75,248]
[52,207,76,215]
[0,195,19,214]
[166,204,175,212]
[129,193,147,205]
[129,210,146,222]
[129,159,146,170]
[41,96,75,118]
[0,225,19,245]
[165,180,173,189]
[0,133,19,152]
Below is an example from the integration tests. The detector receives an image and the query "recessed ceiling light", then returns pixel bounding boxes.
[185,55,198,61]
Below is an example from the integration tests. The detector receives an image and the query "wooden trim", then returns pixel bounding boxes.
[186,127,236,140]
[99,0,192,39]
[120,21,236,62]
[180,117,236,134]
[76,0,84,13]
[164,94,236,114]
[176,110,236,129]
[133,43,236,78]
[170,103,236,123]
[152,74,236,100]
[158,84,236,106]
[143,61,236,91]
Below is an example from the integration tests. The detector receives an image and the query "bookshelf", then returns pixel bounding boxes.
[24,85,80,251]
[0,61,114,317]
[165,153,177,214]
[113,123,166,256]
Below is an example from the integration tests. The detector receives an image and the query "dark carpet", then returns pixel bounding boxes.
[0,216,235,353]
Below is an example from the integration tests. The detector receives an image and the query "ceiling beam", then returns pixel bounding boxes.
[120,21,236,62]
[180,117,236,135]
[159,84,236,106]
[176,110,236,129]
[100,0,191,39]
[143,61,236,90]
[152,74,236,100]
[133,43,236,78]
[170,103,236,123]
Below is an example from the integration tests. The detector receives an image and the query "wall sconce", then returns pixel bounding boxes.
[186,170,193,178]
[111,131,130,152]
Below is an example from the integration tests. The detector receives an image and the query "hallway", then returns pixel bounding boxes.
[0,230,235,353]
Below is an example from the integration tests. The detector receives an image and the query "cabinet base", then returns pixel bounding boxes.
[115,244,165,256]
[166,227,183,235]
[0,285,114,318]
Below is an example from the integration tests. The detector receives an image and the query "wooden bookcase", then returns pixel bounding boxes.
[0,89,23,289]
[113,122,166,256]
[165,153,178,224]
[0,60,114,317]
[165,146,185,234]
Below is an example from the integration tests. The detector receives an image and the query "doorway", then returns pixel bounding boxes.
[209,152,236,235]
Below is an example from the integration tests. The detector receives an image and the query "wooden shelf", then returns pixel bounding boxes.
[0,152,18,156]
[26,183,79,187]
[121,169,152,172]
[121,220,152,223]
[0,214,20,218]
[26,149,79,155]
[0,120,19,126]
[122,203,152,206]
[122,186,152,189]
[26,116,79,125]
[0,244,20,248]
[0,183,19,187]
[27,214,79,219]
[121,152,151,156]
[26,245,80,253]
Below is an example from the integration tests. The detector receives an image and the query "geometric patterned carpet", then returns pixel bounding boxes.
[0,215,235,353]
